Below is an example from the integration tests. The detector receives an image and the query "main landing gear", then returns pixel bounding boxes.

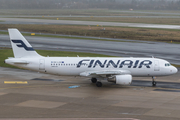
[152,76,156,87]
[91,78,97,83]
[91,78,102,87]
[96,81,102,87]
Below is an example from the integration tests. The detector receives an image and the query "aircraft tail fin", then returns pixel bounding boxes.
[8,29,41,58]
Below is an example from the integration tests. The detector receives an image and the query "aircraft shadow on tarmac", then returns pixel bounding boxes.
[31,78,180,90]
[132,80,180,90]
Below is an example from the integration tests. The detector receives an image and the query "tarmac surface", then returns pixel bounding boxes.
[0,67,180,119]
[1,18,180,29]
[0,34,180,65]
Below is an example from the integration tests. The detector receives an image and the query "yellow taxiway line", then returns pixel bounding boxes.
[4,81,28,84]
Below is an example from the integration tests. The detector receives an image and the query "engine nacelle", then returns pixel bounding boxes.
[107,75,132,85]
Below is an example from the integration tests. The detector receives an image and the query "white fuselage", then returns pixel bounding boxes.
[5,28,178,87]
[5,57,178,77]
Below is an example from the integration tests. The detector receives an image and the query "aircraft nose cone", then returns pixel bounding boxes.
[174,67,178,74]
[172,66,178,74]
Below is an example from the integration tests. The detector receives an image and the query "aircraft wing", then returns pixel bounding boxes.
[80,70,131,77]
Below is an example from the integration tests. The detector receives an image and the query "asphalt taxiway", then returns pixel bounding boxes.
[0,67,180,120]
[0,34,180,65]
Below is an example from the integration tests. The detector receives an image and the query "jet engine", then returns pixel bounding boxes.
[107,74,132,85]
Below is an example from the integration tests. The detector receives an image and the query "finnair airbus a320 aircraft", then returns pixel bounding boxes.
[5,29,178,87]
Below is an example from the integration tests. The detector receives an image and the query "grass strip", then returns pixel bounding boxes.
[1,24,180,43]
[0,9,170,16]
[19,17,180,25]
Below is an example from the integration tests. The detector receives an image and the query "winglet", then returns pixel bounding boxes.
[8,29,41,58]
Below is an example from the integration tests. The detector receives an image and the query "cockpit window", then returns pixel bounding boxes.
[165,63,171,66]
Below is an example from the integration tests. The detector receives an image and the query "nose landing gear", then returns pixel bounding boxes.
[152,76,156,86]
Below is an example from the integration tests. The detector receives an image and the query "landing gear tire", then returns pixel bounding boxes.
[96,82,102,87]
[152,76,156,87]
[91,78,97,83]
[152,81,156,86]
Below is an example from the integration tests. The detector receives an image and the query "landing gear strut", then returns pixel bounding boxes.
[152,76,156,87]
[91,78,97,83]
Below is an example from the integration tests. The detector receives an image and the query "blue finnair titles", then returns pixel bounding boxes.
[5,28,178,87]
[77,59,152,68]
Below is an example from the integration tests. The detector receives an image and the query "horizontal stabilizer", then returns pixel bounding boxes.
[5,59,29,64]
[13,60,29,64]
